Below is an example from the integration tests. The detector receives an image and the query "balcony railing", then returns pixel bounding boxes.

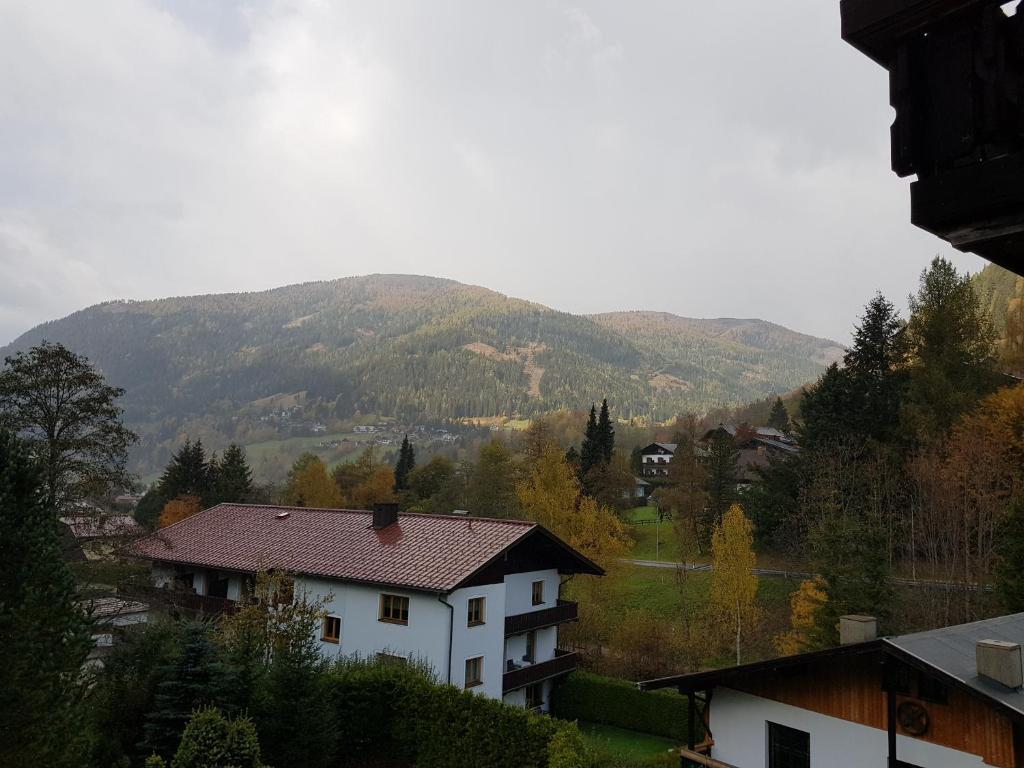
[505,600,578,637]
[119,583,239,616]
[502,649,579,693]
[678,749,737,768]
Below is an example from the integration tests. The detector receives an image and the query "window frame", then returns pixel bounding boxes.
[321,615,342,644]
[465,656,484,689]
[467,596,486,627]
[525,629,536,663]
[531,580,544,606]
[767,721,810,768]
[525,682,544,710]
[379,593,410,625]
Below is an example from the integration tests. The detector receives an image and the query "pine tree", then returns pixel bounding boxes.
[393,435,415,492]
[596,399,615,463]
[140,623,231,760]
[706,430,739,537]
[158,439,212,503]
[996,498,1024,613]
[579,404,600,477]
[0,430,93,767]
[767,397,789,432]
[212,444,253,504]
[846,292,906,441]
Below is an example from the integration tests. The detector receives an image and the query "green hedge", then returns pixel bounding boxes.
[550,672,689,742]
[327,661,580,768]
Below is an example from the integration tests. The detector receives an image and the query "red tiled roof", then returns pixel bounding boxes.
[130,504,546,592]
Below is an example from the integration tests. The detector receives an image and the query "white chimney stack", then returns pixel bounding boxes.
[839,615,877,645]
[976,640,1023,689]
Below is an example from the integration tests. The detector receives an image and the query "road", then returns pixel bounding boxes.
[623,559,992,592]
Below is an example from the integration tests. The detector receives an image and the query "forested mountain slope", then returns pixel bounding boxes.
[2,275,842,469]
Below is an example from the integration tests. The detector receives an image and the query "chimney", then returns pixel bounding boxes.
[839,615,877,645]
[372,502,399,530]
[976,640,1024,689]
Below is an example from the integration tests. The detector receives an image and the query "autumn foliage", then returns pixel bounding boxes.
[158,495,202,529]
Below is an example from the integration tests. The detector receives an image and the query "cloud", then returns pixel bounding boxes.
[0,0,984,347]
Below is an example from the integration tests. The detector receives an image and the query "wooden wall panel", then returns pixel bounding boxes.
[731,655,1016,767]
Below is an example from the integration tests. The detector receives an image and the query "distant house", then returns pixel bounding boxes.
[624,476,652,501]
[60,514,143,560]
[84,597,149,665]
[700,424,799,484]
[639,443,678,477]
[130,503,602,712]
[641,613,1024,768]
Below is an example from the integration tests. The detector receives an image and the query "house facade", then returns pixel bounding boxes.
[640,443,677,477]
[641,614,1024,768]
[131,503,601,711]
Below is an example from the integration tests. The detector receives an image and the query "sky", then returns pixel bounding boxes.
[0,0,989,347]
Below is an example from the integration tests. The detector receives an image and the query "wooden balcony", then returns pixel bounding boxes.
[678,748,737,768]
[119,583,239,617]
[503,649,578,693]
[505,600,578,637]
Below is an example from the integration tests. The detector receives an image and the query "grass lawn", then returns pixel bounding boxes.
[578,722,677,763]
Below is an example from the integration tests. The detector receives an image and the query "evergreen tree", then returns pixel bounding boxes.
[903,256,999,440]
[212,444,253,504]
[140,623,231,760]
[767,397,789,432]
[466,440,519,518]
[846,292,906,441]
[579,404,600,477]
[170,707,268,768]
[705,431,739,538]
[996,497,1024,613]
[158,439,213,503]
[798,364,862,450]
[596,399,615,463]
[0,430,93,768]
[0,341,137,512]
[393,435,415,492]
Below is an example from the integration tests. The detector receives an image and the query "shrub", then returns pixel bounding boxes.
[547,725,592,768]
[171,707,266,768]
[550,672,689,741]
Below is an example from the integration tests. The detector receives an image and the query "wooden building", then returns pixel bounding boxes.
[641,613,1024,768]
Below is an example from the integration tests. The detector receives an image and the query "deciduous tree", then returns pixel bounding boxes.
[159,495,203,528]
[284,454,343,508]
[709,504,760,665]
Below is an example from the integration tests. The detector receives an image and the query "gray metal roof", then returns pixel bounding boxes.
[884,613,1024,718]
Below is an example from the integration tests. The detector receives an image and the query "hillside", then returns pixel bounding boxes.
[1,274,843,474]
[972,263,1020,336]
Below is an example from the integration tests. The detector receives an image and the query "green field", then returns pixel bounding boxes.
[578,722,677,765]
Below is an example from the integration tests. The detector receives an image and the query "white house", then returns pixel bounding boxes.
[640,614,1024,768]
[640,443,677,477]
[131,502,602,711]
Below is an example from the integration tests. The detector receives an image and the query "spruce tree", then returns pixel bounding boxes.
[596,399,615,463]
[706,431,739,535]
[767,397,789,433]
[212,444,253,504]
[0,430,93,767]
[394,435,415,492]
[579,404,600,476]
[846,292,906,441]
[157,439,212,503]
[140,623,231,760]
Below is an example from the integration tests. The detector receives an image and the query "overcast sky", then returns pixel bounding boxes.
[0,0,986,346]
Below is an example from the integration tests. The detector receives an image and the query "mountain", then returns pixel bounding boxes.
[1,274,843,474]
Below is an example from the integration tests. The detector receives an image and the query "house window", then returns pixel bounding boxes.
[767,722,809,768]
[379,594,410,625]
[525,630,536,663]
[525,682,543,710]
[531,580,544,606]
[321,615,341,644]
[467,597,486,626]
[465,656,483,688]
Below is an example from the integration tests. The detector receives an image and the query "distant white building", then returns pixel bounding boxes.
[639,443,677,477]
[131,503,602,711]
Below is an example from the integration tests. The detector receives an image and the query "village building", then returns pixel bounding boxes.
[699,424,799,484]
[639,442,678,478]
[129,502,601,712]
[641,613,1024,768]
[60,513,143,560]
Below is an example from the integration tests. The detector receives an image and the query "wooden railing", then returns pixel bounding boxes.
[504,600,578,637]
[502,649,578,693]
[119,583,239,616]
[678,748,738,768]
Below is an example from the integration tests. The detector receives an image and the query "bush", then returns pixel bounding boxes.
[171,707,266,768]
[550,672,689,742]
[327,658,584,768]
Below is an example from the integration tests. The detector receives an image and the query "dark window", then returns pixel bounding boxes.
[525,683,543,709]
[525,630,536,663]
[207,572,229,599]
[467,597,485,626]
[322,615,341,643]
[465,656,483,688]
[379,594,410,624]
[531,580,544,606]
[768,722,809,768]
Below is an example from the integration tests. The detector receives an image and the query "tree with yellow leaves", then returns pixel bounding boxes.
[774,577,828,656]
[710,504,761,665]
[282,454,343,508]
[158,495,202,528]
[516,445,631,570]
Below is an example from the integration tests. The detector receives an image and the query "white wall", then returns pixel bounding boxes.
[504,569,560,616]
[298,577,451,683]
[448,582,507,700]
[710,687,990,768]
